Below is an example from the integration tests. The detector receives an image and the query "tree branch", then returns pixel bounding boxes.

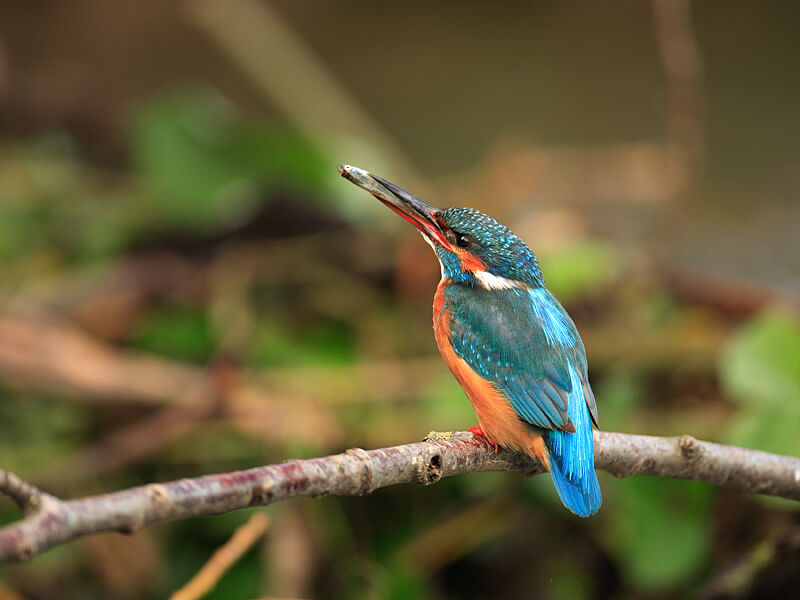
[1,430,799,564]
[0,470,46,515]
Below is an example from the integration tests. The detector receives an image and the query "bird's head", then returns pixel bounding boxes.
[339,164,544,289]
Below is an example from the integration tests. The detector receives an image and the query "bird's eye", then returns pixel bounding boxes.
[455,233,471,248]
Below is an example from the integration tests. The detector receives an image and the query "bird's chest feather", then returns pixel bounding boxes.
[432,282,545,459]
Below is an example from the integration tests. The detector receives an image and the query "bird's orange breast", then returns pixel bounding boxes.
[432,282,549,468]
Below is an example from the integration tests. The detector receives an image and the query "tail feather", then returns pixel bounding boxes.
[545,367,601,517]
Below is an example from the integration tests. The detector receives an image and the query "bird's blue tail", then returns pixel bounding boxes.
[545,367,601,517]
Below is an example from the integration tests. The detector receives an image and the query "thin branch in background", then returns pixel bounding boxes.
[660,265,800,318]
[1,430,798,564]
[394,496,520,575]
[0,314,342,449]
[0,30,8,98]
[264,504,316,599]
[185,0,429,195]
[700,529,800,599]
[170,512,270,600]
[650,0,706,286]
[0,582,26,600]
[652,0,704,183]
[0,314,207,408]
[0,304,726,415]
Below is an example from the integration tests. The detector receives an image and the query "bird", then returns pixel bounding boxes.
[338,164,601,517]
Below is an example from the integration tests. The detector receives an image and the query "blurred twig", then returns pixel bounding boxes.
[1,430,799,564]
[0,582,25,600]
[465,141,684,209]
[0,314,206,407]
[264,504,316,599]
[170,512,270,600]
[700,529,800,600]
[0,314,341,447]
[394,496,520,575]
[652,0,704,182]
[185,0,427,193]
[661,266,800,317]
[0,31,8,98]
[650,0,705,262]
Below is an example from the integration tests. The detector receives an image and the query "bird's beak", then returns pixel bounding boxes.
[338,164,447,246]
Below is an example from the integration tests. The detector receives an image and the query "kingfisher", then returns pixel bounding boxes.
[338,164,601,517]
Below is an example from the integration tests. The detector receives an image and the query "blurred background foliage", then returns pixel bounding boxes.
[0,1,799,599]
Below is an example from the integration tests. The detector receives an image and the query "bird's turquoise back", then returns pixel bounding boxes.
[442,283,601,516]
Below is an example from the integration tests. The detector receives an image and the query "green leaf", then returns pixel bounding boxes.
[373,562,434,600]
[0,395,87,475]
[420,373,477,431]
[0,205,45,260]
[593,371,644,432]
[720,309,800,457]
[549,563,593,600]
[540,240,619,302]
[131,307,216,362]
[248,317,355,367]
[604,478,713,589]
[130,90,331,228]
[726,402,800,458]
[720,309,800,407]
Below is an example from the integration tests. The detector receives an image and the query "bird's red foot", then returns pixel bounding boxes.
[468,425,499,452]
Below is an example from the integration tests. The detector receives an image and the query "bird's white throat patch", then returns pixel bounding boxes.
[474,270,523,290]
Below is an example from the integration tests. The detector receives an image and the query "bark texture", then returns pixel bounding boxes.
[1,430,799,563]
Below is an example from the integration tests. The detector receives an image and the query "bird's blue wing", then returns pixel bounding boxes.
[443,285,597,431]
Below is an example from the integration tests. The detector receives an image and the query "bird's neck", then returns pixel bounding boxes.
[433,245,545,290]
[437,257,545,292]
[438,270,545,292]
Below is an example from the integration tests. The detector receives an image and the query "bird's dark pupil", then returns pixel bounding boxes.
[455,233,470,248]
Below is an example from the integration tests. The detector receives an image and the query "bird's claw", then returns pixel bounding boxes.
[468,425,499,452]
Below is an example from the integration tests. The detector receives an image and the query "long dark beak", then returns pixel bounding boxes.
[338,164,446,245]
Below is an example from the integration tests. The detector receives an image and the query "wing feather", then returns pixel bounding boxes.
[443,285,592,432]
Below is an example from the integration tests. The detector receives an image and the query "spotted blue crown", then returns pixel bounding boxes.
[435,207,545,287]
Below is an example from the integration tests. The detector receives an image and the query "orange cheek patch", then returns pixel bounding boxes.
[455,249,487,273]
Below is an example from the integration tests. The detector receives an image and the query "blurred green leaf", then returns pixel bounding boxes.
[720,308,800,457]
[0,142,153,263]
[420,373,477,432]
[0,205,46,260]
[549,563,593,600]
[540,240,619,302]
[372,562,434,600]
[593,371,644,432]
[0,395,87,475]
[720,308,800,407]
[131,307,216,362]
[163,426,261,467]
[726,403,800,462]
[52,196,146,260]
[249,316,355,367]
[604,478,713,590]
[130,90,331,228]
